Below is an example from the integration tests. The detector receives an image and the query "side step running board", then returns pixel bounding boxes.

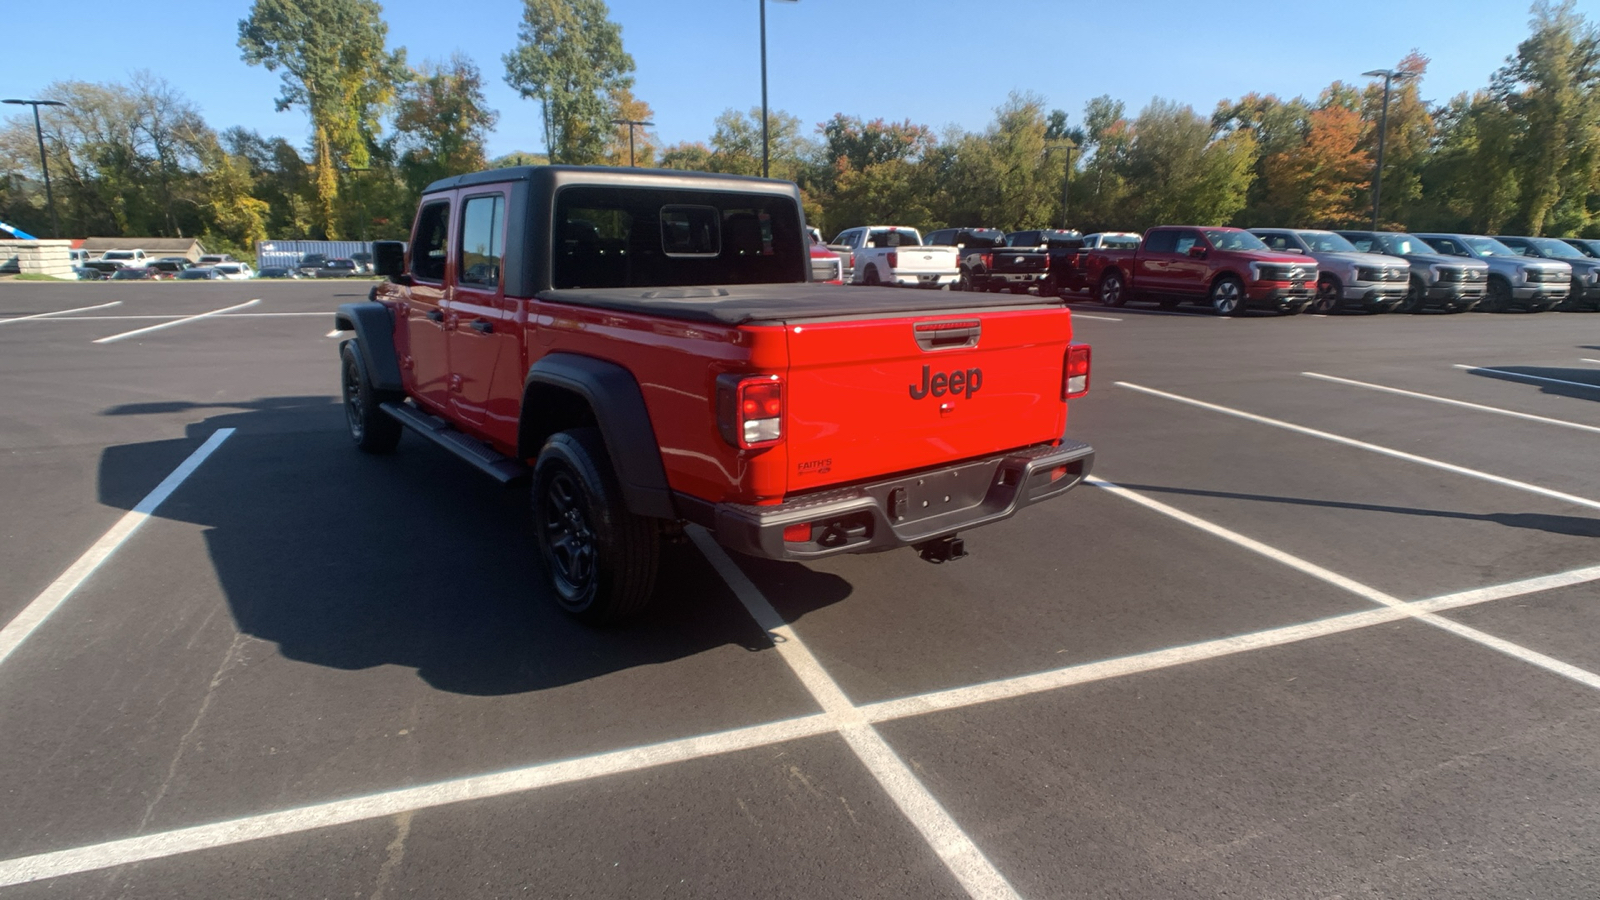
[379,401,529,483]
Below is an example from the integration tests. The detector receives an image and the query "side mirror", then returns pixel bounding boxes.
[1187,245,1207,259]
[373,241,408,281]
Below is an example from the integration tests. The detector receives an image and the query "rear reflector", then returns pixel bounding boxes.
[1064,343,1091,399]
[783,523,812,542]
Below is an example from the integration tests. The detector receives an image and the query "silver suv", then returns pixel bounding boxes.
[1336,231,1489,313]
[1414,233,1569,312]
[1250,229,1411,314]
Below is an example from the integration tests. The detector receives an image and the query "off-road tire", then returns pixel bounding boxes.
[532,427,660,625]
[340,342,402,454]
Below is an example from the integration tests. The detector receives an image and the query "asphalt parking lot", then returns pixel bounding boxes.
[2,280,1600,898]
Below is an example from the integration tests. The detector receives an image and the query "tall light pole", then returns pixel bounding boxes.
[1045,141,1078,229]
[760,0,797,179]
[1362,68,1417,231]
[4,99,67,238]
[610,118,654,167]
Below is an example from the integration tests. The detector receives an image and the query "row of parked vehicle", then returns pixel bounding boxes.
[70,249,370,282]
[811,224,1600,315]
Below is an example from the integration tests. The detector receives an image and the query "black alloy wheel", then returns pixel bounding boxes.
[532,428,659,624]
[340,342,401,453]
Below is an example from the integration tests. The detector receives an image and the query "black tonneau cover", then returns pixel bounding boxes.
[538,284,1061,326]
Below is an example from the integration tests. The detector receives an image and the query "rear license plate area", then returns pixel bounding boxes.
[882,460,1000,522]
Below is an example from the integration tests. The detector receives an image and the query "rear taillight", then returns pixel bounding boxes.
[846,252,854,268]
[716,374,784,449]
[1063,343,1091,399]
[888,250,898,268]
[1041,254,1051,270]
[981,252,993,269]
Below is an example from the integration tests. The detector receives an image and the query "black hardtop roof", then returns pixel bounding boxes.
[422,164,798,197]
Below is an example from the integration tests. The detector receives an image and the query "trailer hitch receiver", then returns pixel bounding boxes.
[915,535,967,564]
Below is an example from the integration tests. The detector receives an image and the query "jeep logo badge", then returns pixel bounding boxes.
[910,365,983,400]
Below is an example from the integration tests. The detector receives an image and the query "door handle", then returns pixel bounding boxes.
[469,320,493,334]
[426,309,444,322]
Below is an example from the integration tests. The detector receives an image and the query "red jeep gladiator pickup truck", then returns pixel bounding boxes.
[1088,225,1317,316]
[335,166,1094,623]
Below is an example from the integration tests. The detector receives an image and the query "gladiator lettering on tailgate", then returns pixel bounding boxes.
[909,366,983,400]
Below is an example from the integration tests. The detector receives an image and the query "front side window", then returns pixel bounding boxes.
[1173,231,1201,255]
[1143,230,1178,254]
[459,194,505,288]
[1204,229,1268,252]
[411,200,450,282]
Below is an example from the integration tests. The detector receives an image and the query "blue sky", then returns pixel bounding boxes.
[3,0,1591,159]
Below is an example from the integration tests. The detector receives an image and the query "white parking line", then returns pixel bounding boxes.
[1302,372,1600,435]
[1070,313,1122,322]
[0,301,122,324]
[690,528,1020,900]
[0,713,835,889]
[14,312,329,323]
[92,300,262,344]
[0,429,234,670]
[1580,358,1600,365]
[1084,477,1600,690]
[326,329,343,338]
[5,543,1598,888]
[1117,381,1600,513]
[1453,364,1600,392]
[863,556,1600,724]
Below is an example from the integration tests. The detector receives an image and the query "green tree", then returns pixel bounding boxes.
[394,54,499,194]
[940,92,1062,230]
[238,0,407,238]
[1491,1,1600,234]
[503,0,635,165]
[1118,99,1257,229]
[1417,92,1522,232]
[705,107,808,178]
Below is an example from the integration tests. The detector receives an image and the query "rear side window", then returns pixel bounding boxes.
[1257,232,1291,251]
[553,186,804,289]
[1143,230,1177,253]
[459,194,505,288]
[411,200,450,283]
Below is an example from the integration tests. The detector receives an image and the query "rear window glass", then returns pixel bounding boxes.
[554,186,804,289]
[958,231,1006,249]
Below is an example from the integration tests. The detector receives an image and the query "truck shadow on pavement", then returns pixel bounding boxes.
[1115,483,1600,539]
[1464,365,1600,400]
[96,396,852,696]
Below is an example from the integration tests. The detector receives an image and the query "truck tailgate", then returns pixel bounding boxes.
[782,306,1073,493]
[892,246,959,274]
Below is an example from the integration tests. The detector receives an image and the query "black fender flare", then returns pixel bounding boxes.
[334,302,404,394]
[522,354,676,520]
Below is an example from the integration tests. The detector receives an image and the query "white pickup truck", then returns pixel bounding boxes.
[98,249,149,269]
[829,226,960,288]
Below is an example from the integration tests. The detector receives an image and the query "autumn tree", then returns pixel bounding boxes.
[238,0,407,238]
[503,0,635,165]
[394,54,499,194]
[602,87,657,167]
[1258,104,1370,227]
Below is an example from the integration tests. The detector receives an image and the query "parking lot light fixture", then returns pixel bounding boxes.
[3,99,67,238]
[1361,69,1418,231]
[610,118,654,167]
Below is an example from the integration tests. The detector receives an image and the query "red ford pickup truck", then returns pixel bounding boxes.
[336,166,1095,623]
[1088,226,1317,315]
